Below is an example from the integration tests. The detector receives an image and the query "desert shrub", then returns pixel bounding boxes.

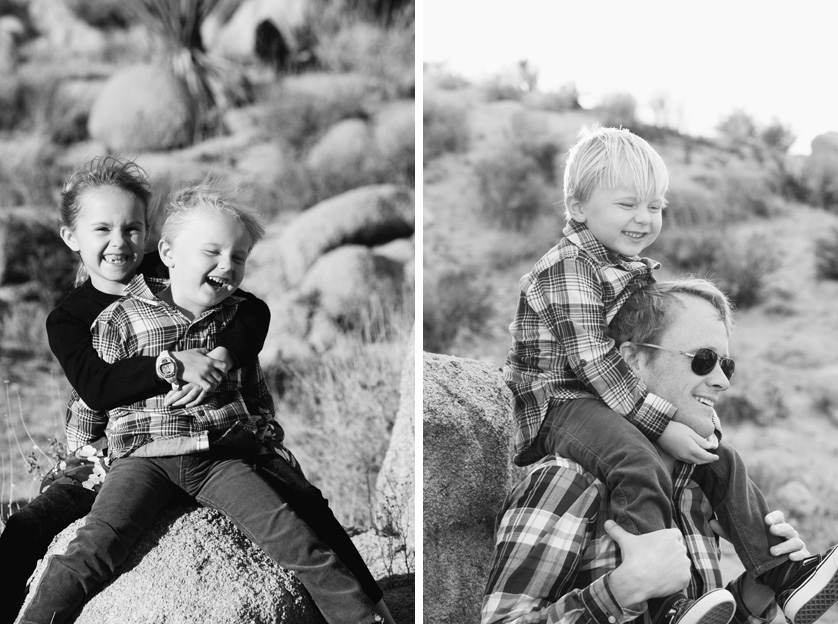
[0,137,62,208]
[716,384,787,427]
[803,148,838,210]
[423,267,494,354]
[721,170,782,219]
[423,98,469,164]
[652,228,778,309]
[256,75,372,154]
[716,109,757,150]
[271,333,407,527]
[598,92,638,128]
[474,148,554,230]
[663,179,722,228]
[814,226,838,280]
[313,18,414,98]
[0,75,26,131]
[522,83,580,113]
[0,300,52,357]
[473,112,562,230]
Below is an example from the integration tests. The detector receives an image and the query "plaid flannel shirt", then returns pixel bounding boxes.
[482,455,778,624]
[504,220,676,466]
[69,275,275,460]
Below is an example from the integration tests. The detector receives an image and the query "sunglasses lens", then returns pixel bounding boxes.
[691,349,735,379]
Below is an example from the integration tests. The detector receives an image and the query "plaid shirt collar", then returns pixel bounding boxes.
[122,274,244,321]
[562,219,661,271]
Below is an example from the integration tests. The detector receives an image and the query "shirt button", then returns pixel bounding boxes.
[608,617,616,623]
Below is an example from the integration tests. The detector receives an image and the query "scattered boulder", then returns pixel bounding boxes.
[375,326,415,552]
[88,63,195,152]
[0,15,24,73]
[20,505,328,623]
[372,99,415,180]
[203,0,308,64]
[276,184,414,285]
[423,352,513,624]
[299,244,405,330]
[305,118,374,184]
[27,0,106,57]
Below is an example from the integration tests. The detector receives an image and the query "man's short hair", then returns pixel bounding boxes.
[609,278,735,349]
[562,125,669,221]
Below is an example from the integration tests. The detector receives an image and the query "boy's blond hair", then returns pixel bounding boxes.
[161,178,265,250]
[562,126,669,221]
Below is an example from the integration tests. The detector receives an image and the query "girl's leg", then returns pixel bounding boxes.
[0,485,96,624]
[539,398,674,535]
[254,453,384,605]
[19,458,179,624]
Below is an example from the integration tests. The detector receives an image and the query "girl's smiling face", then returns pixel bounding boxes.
[60,187,147,295]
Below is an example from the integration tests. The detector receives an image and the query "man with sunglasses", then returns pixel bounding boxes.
[487,279,838,624]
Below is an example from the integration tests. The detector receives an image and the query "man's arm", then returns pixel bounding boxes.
[482,459,646,624]
[214,289,270,369]
[526,257,676,441]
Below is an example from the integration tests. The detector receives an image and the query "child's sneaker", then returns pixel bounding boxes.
[761,545,838,624]
[651,589,736,624]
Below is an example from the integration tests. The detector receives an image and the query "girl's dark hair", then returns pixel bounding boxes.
[60,156,153,285]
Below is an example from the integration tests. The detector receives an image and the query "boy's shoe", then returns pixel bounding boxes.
[651,589,736,624]
[761,545,838,624]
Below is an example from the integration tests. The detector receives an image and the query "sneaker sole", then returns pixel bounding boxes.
[674,589,736,624]
[785,545,838,624]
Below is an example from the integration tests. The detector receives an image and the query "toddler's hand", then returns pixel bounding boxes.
[164,382,208,408]
[658,421,719,465]
[171,348,227,390]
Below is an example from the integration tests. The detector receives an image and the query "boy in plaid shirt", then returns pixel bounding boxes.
[503,127,838,624]
[21,181,380,624]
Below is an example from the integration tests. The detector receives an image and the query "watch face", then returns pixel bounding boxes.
[160,360,177,377]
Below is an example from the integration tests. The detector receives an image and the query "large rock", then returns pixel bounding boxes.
[372,99,414,182]
[19,505,327,623]
[305,118,374,186]
[423,353,513,624]
[276,184,414,285]
[375,327,415,553]
[203,0,308,63]
[300,244,406,331]
[88,64,194,152]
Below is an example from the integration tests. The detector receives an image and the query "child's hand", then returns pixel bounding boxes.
[657,421,719,465]
[164,383,208,408]
[171,348,228,390]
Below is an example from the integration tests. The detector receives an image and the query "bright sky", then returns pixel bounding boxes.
[422,0,838,155]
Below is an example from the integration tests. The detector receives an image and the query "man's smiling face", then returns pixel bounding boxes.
[633,294,732,438]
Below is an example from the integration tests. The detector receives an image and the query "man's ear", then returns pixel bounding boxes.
[566,197,586,222]
[158,238,175,268]
[618,342,644,372]
[59,225,80,252]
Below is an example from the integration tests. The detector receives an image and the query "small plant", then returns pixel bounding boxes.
[423,98,469,164]
[423,267,494,354]
[814,226,838,280]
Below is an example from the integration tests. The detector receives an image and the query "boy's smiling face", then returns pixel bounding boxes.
[568,184,664,257]
[159,206,252,318]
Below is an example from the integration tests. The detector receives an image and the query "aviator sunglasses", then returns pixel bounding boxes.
[633,343,735,379]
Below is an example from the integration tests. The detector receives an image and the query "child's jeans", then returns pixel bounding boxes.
[537,398,785,578]
[19,447,377,624]
[0,484,96,624]
[254,453,384,605]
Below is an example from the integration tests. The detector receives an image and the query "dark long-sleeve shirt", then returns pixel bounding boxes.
[46,251,270,411]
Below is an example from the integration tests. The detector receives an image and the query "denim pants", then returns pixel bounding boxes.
[0,485,96,624]
[254,453,383,604]
[20,449,376,624]
[539,399,785,577]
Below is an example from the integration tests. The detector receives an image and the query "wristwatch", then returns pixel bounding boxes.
[156,350,181,390]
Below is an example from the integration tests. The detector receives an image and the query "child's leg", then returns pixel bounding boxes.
[690,440,785,577]
[193,456,377,624]
[254,453,384,606]
[19,457,180,624]
[0,484,95,624]
[538,398,674,535]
